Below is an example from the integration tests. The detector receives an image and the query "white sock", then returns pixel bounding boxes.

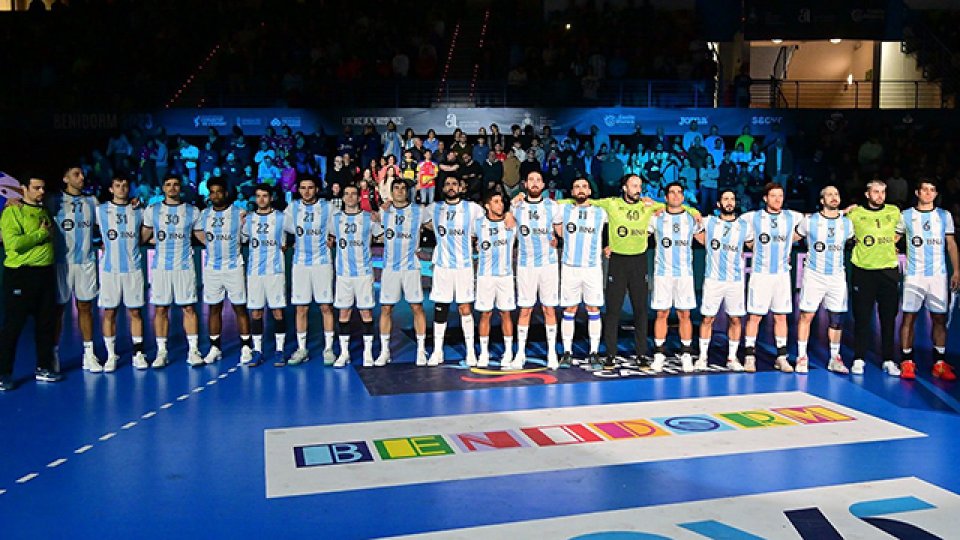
[339,335,350,354]
[745,335,756,349]
[588,312,601,354]
[156,337,167,352]
[297,332,307,351]
[434,322,447,354]
[902,347,913,355]
[654,339,665,348]
[83,341,94,354]
[416,334,426,353]
[797,341,808,358]
[104,336,116,358]
[698,338,710,360]
[253,335,263,352]
[545,324,557,357]
[276,333,286,353]
[830,341,840,359]
[461,315,475,357]
[363,335,373,355]
[480,336,489,356]
[132,336,143,345]
[935,346,946,354]
[561,313,575,353]
[324,331,334,351]
[681,339,692,349]
[503,336,513,357]
[728,339,739,360]
[380,335,390,355]
[775,335,787,349]
[517,325,529,354]
[187,334,199,352]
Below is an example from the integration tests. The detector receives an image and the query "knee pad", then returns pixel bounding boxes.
[434,303,450,324]
[828,311,844,330]
[338,320,351,335]
[274,316,286,334]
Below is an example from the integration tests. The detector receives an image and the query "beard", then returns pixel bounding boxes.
[444,189,460,202]
[623,190,641,203]
[573,193,589,204]
[720,204,737,215]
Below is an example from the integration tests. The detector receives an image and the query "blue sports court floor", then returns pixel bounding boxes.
[1,288,959,538]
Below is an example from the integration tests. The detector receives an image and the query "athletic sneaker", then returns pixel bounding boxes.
[559,351,573,369]
[334,352,350,368]
[322,348,336,366]
[427,351,443,366]
[239,346,253,365]
[680,353,694,373]
[204,346,222,365]
[900,359,917,380]
[374,351,390,367]
[651,353,666,373]
[693,357,708,371]
[272,351,286,367]
[187,349,204,367]
[244,351,263,367]
[603,354,617,371]
[132,352,149,370]
[851,359,865,375]
[103,355,118,373]
[794,357,808,374]
[0,375,14,391]
[84,351,103,373]
[35,368,64,383]
[362,350,375,368]
[827,356,849,374]
[151,350,169,369]
[500,353,513,369]
[775,356,794,373]
[882,360,901,377]
[546,352,559,370]
[743,347,756,373]
[477,352,490,368]
[415,350,428,367]
[512,352,527,369]
[288,348,309,366]
[933,360,957,381]
[726,359,745,372]
[588,352,603,370]
[465,353,478,368]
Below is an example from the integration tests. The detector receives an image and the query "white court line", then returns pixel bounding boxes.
[176,394,190,401]
[99,432,116,442]
[74,445,93,454]
[192,387,205,393]
[141,411,157,419]
[46,459,67,468]
[121,422,138,430]
[218,373,228,379]
[206,379,218,386]
[160,403,173,409]
[228,367,237,373]
[16,473,38,484]
[0,489,6,495]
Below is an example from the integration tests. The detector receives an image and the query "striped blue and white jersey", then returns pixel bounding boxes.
[648,210,699,277]
[512,198,560,268]
[797,213,853,276]
[196,206,245,271]
[701,216,752,282]
[143,202,200,271]
[283,199,333,266]
[243,210,286,276]
[381,204,427,272]
[744,209,802,275]
[48,192,97,264]
[898,207,955,277]
[95,202,143,274]
[558,204,607,268]
[474,217,516,277]
[331,210,383,278]
[425,201,484,269]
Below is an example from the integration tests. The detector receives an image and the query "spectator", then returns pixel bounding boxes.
[417,150,438,204]
[735,126,754,153]
[699,154,720,214]
[358,175,381,212]
[360,124,382,166]
[482,150,504,191]
[886,167,909,208]
[337,125,358,158]
[382,121,403,160]
[472,136,490,164]
[423,129,440,153]
[765,137,794,191]
[599,152,625,197]
[179,137,200,185]
[687,136,708,170]
[257,155,281,185]
[682,120,702,152]
[704,125,725,164]
[857,136,884,176]
[502,149,522,197]
[254,139,276,165]
[460,153,484,202]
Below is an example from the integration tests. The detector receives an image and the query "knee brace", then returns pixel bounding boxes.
[274,316,286,334]
[338,320,351,335]
[434,303,450,324]
[828,311,844,330]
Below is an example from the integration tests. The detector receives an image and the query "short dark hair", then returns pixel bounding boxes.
[915,177,938,191]
[297,175,319,189]
[63,165,82,177]
[342,184,359,195]
[112,176,131,186]
[162,174,181,185]
[718,188,737,200]
[763,182,784,196]
[664,181,684,193]
[620,173,641,187]
[253,183,274,197]
[207,176,228,192]
[483,190,503,205]
[391,178,407,190]
[18,174,41,187]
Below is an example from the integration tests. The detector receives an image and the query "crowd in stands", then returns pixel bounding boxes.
[69,116,958,230]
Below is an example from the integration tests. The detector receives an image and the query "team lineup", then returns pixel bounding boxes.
[17,166,960,383]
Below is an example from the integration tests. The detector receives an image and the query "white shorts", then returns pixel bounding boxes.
[335,274,376,310]
[747,272,793,315]
[560,264,604,308]
[151,268,198,306]
[291,263,333,305]
[476,275,517,312]
[379,268,424,305]
[100,270,145,309]
[700,277,745,317]
[799,269,847,313]
[202,267,247,305]
[57,261,99,304]
[247,273,287,310]
[516,265,560,308]
[430,266,475,304]
[651,275,697,311]
[902,274,949,314]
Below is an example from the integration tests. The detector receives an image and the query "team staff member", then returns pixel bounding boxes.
[846,180,902,376]
[592,174,699,369]
[0,176,63,390]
